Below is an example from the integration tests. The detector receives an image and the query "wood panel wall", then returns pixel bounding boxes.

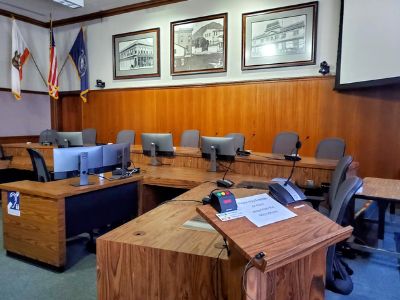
[59,76,400,179]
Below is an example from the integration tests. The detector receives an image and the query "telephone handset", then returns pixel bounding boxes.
[269,181,306,206]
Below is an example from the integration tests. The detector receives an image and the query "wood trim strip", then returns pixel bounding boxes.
[51,0,187,27]
[88,75,335,93]
[0,8,47,27]
[0,87,49,96]
[0,0,186,28]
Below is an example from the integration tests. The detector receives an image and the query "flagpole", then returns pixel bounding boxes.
[30,53,48,88]
[57,56,69,78]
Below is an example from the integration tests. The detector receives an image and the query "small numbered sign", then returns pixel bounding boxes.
[7,191,20,217]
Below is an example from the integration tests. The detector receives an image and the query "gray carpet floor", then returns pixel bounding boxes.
[0,207,399,300]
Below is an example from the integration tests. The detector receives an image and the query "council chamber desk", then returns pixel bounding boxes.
[1,143,357,187]
[97,181,352,300]
[0,174,142,268]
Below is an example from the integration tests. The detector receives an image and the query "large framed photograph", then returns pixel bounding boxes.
[242,2,318,70]
[113,28,160,79]
[171,13,227,75]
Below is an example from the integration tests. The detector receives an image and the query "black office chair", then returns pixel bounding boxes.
[116,130,135,144]
[272,131,299,155]
[307,155,353,214]
[39,129,58,145]
[225,133,245,151]
[82,128,97,145]
[326,176,363,295]
[315,138,346,160]
[0,145,12,160]
[180,130,200,147]
[27,148,52,182]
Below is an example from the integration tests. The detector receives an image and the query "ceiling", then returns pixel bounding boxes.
[0,0,152,21]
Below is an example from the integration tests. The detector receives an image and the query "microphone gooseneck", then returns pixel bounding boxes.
[284,136,309,186]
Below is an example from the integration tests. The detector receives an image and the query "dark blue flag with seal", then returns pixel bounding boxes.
[69,28,89,102]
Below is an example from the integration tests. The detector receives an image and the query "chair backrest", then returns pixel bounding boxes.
[82,128,97,145]
[39,129,58,145]
[180,130,200,147]
[272,131,299,154]
[326,176,362,296]
[225,133,245,151]
[328,155,353,208]
[116,130,135,144]
[315,138,346,160]
[27,148,51,182]
[329,176,363,224]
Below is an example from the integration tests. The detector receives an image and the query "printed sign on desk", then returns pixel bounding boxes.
[7,191,21,216]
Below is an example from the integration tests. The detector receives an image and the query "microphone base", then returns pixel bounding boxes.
[217,179,234,188]
[284,155,301,162]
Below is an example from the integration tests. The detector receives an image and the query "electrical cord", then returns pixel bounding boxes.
[242,252,266,300]
[212,239,229,299]
[161,199,203,205]
[88,173,113,181]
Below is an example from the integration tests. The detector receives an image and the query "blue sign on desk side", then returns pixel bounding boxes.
[7,191,20,217]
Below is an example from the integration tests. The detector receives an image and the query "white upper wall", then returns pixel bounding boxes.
[58,0,341,91]
[0,0,341,92]
[0,15,48,91]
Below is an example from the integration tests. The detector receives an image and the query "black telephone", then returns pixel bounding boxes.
[269,181,306,206]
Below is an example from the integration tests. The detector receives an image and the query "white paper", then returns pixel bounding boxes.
[236,193,297,227]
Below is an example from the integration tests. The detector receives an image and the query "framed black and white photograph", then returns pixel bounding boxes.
[242,2,318,70]
[171,13,227,75]
[113,28,160,79]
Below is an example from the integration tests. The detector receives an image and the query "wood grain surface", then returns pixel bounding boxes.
[356,177,400,201]
[2,143,345,186]
[97,200,229,300]
[98,183,347,300]
[57,76,400,179]
[197,196,352,273]
[0,174,143,199]
[1,191,65,267]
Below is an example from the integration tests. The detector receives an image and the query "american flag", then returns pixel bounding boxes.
[48,25,59,99]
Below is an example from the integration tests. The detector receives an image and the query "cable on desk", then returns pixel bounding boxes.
[161,199,203,205]
[242,252,266,300]
[88,173,113,181]
[250,153,285,161]
[212,241,229,300]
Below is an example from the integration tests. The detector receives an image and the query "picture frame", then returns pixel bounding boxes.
[242,2,318,70]
[171,13,227,76]
[113,28,160,80]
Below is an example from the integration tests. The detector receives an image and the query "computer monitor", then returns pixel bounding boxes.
[141,133,174,166]
[57,132,83,147]
[53,146,103,186]
[201,136,236,172]
[102,143,131,173]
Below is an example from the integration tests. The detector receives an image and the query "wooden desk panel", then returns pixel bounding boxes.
[0,174,142,267]
[1,143,356,188]
[97,195,229,300]
[98,181,352,300]
[2,143,54,170]
[132,145,342,186]
[357,177,400,202]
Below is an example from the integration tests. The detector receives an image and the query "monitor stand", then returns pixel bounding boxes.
[208,146,217,172]
[149,142,161,166]
[71,152,94,187]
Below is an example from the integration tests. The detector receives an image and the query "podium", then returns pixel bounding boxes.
[197,199,352,299]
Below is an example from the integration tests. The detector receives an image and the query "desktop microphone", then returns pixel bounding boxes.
[284,136,309,186]
[216,148,238,188]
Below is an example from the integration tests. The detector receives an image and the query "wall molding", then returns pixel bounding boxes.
[0,0,186,28]
[0,87,49,96]
[88,75,336,94]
